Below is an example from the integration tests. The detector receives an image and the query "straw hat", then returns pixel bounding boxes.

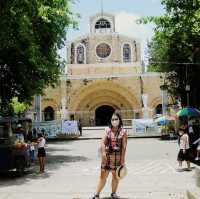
[116,165,127,180]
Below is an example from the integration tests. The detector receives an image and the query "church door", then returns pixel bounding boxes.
[95,105,115,126]
[44,106,55,121]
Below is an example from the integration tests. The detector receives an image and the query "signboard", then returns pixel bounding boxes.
[36,120,61,138]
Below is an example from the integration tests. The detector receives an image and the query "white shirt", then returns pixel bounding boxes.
[180,134,190,150]
[38,137,46,148]
[30,145,35,151]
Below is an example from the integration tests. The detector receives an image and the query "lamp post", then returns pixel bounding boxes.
[185,64,190,107]
[185,84,190,106]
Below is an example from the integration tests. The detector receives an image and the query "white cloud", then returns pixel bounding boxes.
[115,11,155,58]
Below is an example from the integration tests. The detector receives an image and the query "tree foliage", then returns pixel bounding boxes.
[0,0,78,115]
[143,0,200,107]
[10,97,28,116]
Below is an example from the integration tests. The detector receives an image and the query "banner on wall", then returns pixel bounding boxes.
[33,120,61,138]
[33,120,79,138]
[61,120,79,135]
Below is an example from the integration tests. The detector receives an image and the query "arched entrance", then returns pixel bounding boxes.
[44,106,55,121]
[155,104,162,115]
[95,105,115,126]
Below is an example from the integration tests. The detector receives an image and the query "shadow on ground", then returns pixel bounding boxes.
[0,142,90,187]
[101,198,129,199]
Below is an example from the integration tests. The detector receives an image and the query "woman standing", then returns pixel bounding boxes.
[177,126,191,171]
[92,112,127,199]
[37,133,46,173]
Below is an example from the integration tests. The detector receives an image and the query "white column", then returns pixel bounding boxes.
[142,94,149,118]
[161,89,168,116]
[34,95,41,129]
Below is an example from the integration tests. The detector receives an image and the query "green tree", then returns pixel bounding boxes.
[0,0,78,116]
[10,97,28,117]
[143,0,200,107]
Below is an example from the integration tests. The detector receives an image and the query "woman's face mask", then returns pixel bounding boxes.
[111,117,119,127]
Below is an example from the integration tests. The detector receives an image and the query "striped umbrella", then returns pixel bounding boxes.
[176,107,200,118]
[155,115,176,125]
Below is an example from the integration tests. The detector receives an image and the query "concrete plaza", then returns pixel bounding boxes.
[0,130,199,199]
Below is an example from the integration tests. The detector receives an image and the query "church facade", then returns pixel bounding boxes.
[34,12,162,126]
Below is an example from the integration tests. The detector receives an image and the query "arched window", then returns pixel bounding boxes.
[76,45,85,64]
[95,18,111,33]
[123,44,131,62]
[95,18,111,29]
[44,106,55,121]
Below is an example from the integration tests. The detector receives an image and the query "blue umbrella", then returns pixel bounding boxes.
[155,116,176,125]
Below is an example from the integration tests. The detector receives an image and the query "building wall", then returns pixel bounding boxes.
[69,34,140,65]
[58,73,162,126]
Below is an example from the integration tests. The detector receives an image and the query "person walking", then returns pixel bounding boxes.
[92,112,127,199]
[37,133,46,174]
[193,137,200,161]
[177,126,191,171]
[78,119,82,136]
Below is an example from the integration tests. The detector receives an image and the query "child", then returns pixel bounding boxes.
[177,127,191,171]
[30,141,35,164]
[37,133,46,173]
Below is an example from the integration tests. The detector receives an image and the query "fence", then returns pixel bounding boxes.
[130,119,161,137]
[66,108,155,127]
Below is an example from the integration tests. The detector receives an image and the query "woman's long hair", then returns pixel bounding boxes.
[109,111,123,129]
[37,133,43,138]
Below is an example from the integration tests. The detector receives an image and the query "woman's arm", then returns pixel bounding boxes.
[101,133,107,157]
[37,137,42,144]
[121,132,127,165]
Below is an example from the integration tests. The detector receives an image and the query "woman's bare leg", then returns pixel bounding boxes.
[41,157,45,172]
[197,150,200,158]
[95,170,109,195]
[111,170,119,194]
[186,161,191,169]
[38,157,42,172]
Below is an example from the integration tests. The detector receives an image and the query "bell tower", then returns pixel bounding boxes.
[90,12,116,34]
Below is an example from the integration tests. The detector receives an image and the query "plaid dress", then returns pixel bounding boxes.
[101,127,126,171]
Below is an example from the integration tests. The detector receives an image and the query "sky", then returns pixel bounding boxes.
[59,0,165,61]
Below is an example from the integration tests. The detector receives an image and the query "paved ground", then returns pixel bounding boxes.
[0,131,199,199]
[79,127,159,139]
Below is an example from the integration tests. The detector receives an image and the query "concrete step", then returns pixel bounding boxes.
[82,126,132,130]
